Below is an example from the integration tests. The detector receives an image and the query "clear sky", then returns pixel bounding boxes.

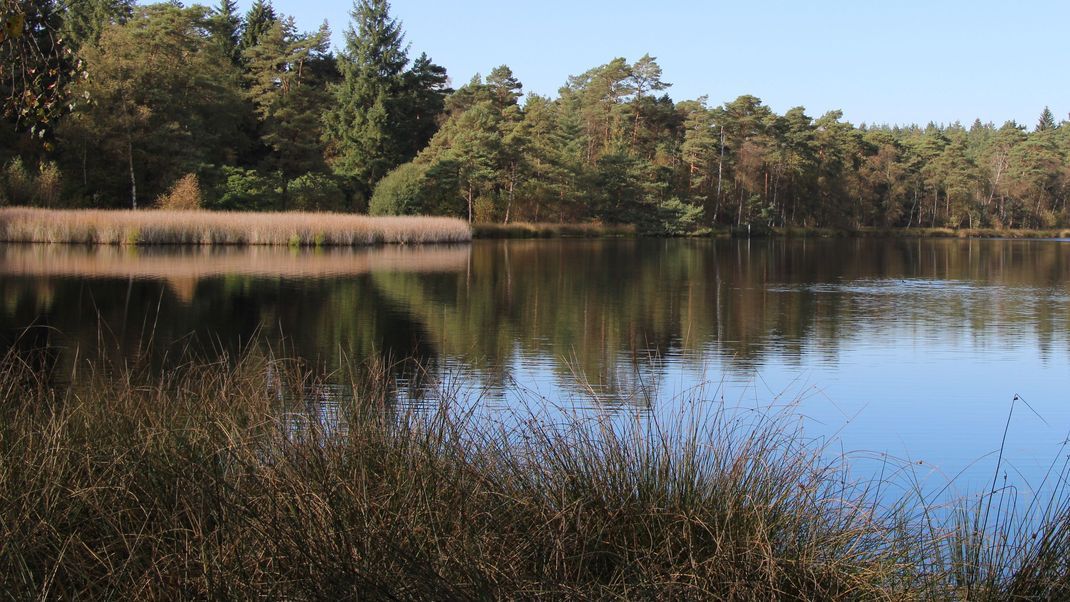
[237,0,1067,127]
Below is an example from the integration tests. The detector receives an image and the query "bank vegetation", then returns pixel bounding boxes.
[1,347,1069,598]
[0,208,471,246]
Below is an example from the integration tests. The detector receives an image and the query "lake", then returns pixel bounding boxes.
[3,238,1069,495]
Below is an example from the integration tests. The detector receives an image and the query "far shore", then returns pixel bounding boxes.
[473,221,1070,240]
[0,208,472,246]
[2,208,1068,246]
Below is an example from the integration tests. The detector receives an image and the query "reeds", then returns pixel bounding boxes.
[0,208,472,246]
[0,346,1067,598]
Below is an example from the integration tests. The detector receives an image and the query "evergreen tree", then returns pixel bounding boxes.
[60,0,135,51]
[323,0,447,199]
[398,52,450,158]
[240,0,276,55]
[208,0,241,64]
[1037,106,1056,132]
[244,18,332,177]
[70,3,248,208]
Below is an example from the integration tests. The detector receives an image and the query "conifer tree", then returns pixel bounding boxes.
[240,0,276,55]
[1037,106,1056,132]
[323,0,447,199]
[59,0,134,51]
[209,0,241,64]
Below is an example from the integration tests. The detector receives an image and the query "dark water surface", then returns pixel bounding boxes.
[3,239,1070,492]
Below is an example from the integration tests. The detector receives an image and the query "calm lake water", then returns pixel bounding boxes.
[3,239,1070,493]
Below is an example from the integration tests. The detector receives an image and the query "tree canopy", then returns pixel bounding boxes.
[1,1,1068,233]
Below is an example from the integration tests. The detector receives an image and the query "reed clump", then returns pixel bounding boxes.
[0,208,472,246]
[1,348,1068,598]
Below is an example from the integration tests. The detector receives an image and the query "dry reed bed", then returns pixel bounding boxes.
[1,348,1069,598]
[0,208,473,246]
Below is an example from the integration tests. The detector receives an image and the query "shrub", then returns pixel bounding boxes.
[652,197,704,235]
[286,173,346,212]
[155,173,202,210]
[34,162,63,208]
[473,196,498,223]
[3,158,34,204]
[370,162,428,216]
[210,167,281,211]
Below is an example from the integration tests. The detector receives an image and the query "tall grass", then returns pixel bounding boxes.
[1,346,1069,598]
[0,208,472,246]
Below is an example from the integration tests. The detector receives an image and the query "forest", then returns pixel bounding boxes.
[2,0,1070,233]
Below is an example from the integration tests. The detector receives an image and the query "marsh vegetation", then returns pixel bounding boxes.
[1,346,1069,599]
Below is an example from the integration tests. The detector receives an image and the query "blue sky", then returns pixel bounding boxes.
[237,0,1067,127]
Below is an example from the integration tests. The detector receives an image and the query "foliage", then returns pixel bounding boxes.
[0,3,1066,231]
[322,0,449,197]
[652,197,704,235]
[59,0,134,50]
[34,161,62,207]
[155,173,202,210]
[69,3,249,209]
[210,166,280,211]
[369,161,428,216]
[244,18,333,177]
[0,0,81,137]
[2,157,33,203]
[286,172,346,212]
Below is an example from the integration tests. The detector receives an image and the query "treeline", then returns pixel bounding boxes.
[2,1,1070,232]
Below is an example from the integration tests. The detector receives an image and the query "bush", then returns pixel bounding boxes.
[286,173,346,212]
[370,162,428,216]
[34,162,63,208]
[210,167,281,211]
[473,196,498,223]
[155,173,202,210]
[652,197,704,235]
[3,158,34,204]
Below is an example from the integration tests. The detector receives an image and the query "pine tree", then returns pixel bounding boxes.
[244,18,332,176]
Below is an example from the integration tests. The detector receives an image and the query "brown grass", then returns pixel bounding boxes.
[0,208,473,246]
[1,346,1070,598]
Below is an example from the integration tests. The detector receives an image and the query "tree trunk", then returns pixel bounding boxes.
[716,126,725,204]
[127,138,137,210]
[466,184,474,223]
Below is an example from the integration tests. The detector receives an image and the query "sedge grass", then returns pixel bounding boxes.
[0,208,472,246]
[0,346,1068,598]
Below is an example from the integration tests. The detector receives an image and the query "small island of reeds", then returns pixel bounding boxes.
[0,208,472,246]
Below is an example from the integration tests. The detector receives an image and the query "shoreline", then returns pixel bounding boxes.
[473,221,1070,240]
[1,349,1065,598]
[3,208,1067,246]
[0,208,472,246]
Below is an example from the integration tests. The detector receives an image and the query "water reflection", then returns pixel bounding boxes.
[2,239,1070,487]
